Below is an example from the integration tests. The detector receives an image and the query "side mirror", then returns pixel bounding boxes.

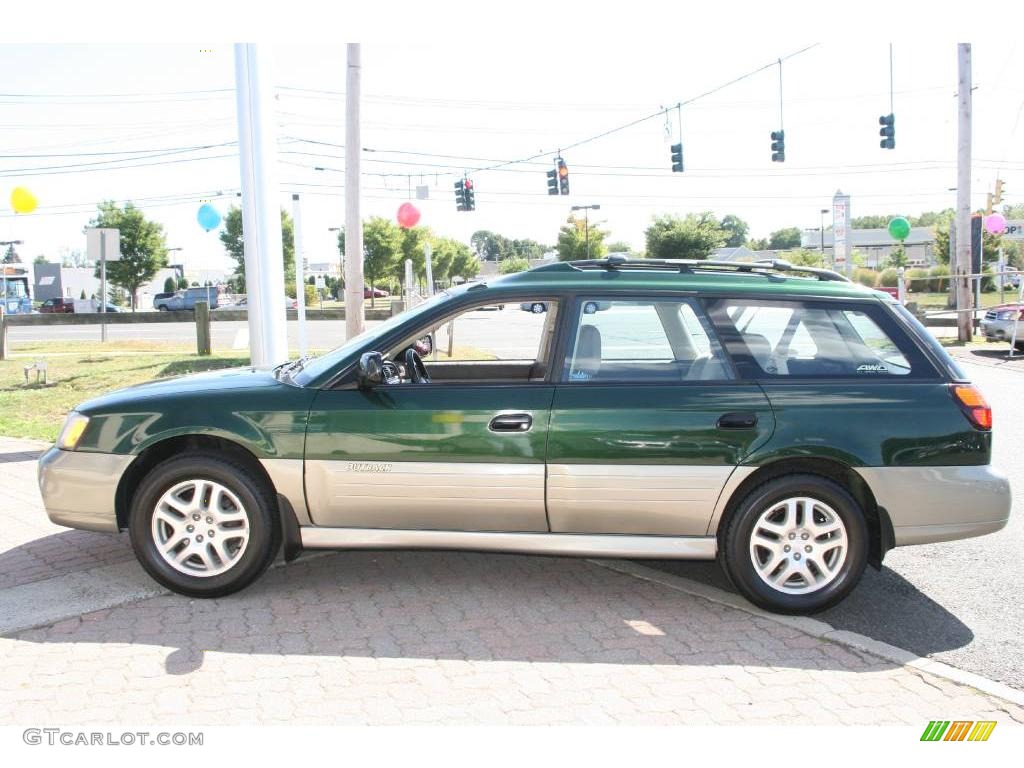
[357,352,384,389]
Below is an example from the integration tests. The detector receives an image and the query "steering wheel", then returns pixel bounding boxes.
[405,348,431,384]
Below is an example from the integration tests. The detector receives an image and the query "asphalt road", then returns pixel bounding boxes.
[649,354,1024,691]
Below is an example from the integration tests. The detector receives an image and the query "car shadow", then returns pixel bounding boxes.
[7,545,961,676]
[643,559,975,658]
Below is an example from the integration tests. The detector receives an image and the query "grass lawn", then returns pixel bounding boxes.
[907,291,1017,311]
[0,341,258,442]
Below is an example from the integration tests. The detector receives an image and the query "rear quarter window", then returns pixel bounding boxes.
[706,298,938,380]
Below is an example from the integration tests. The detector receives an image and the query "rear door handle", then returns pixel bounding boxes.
[717,412,758,430]
[489,413,533,433]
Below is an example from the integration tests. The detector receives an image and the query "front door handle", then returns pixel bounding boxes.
[717,412,758,430]
[489,413,533,433]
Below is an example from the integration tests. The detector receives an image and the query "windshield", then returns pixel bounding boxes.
[292,289,458,386]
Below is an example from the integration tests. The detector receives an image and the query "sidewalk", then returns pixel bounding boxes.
[2,436,1022,726]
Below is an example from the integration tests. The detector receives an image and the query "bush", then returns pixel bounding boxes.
[905,268,929,293]
[852,268,878,287]
[499,257,530,275]
[304,284,318,305]
[879,267,899,288]
[928,265,950,292]
[980,267,996,293]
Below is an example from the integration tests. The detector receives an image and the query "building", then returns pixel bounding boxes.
[710,246,785,262]
[34,263,181,308]
[33,264,100,302]
[801,227,936,267]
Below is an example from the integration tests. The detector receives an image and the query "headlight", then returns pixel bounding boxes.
[56,412,90,450]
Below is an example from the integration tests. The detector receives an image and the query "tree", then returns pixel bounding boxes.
[33,254,48,265]
[888,245,909,269]
[362,217,402,305]
[644,213,724,261]
[80,289,87,300]
[605,240,634,255]
[220,206,295,293]
[499,257,530,274]
[399,225,434,285]
[87,201,167,309]
[767,227,802,250]
[59,247,87,268]
[784,249,825,267]
[470,230,510,261]
[747,237,769,251]
[557,215,609,261]
[450,249,481,282]
[720,215,749,248]
[163,276,177,293]
[3,244,21,263]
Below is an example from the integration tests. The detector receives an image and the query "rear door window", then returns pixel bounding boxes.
[707,299,934,379]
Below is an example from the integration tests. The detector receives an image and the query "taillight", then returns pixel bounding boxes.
[950,384,992,430]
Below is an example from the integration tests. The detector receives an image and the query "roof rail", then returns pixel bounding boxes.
[538,256,849,282]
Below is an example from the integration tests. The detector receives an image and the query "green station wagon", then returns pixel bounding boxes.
[38,257,1011,614]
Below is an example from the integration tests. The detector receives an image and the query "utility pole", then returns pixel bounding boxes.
[955,43,973,343]
[291,193,308,357]
[344,43,365,340]
[234,44,288,366]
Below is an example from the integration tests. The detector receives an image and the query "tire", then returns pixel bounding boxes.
[129,453,281,598]
[157,305,167,311]
[719,474,868,615]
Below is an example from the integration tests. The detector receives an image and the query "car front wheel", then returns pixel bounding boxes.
[720,474,868,615]
[129,453,281,598]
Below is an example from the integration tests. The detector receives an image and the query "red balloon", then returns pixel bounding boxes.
[397,202,421,229]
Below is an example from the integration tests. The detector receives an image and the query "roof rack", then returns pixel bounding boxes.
[533,255,849,282]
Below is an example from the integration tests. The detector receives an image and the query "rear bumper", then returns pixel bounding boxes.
[37,446,132,533]
[858,465,1011,546]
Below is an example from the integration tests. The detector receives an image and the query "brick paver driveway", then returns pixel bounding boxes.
[2,437,1022,726]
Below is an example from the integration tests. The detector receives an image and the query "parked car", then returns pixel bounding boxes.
[39,256,1010,614]
[364,287,390,299]
[157,287,220,311]
[980,304,1024,351]
[38,297,74,313]
[521,301,547,313]
[152,292,176,310]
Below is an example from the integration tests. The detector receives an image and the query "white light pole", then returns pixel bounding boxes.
[955,43,973,343]
[291,193,308,357]
[344,43,365,340]
[234,44,288,366]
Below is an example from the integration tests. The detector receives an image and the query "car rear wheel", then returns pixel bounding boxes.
[720,474,867,614]
[129,453,280,598]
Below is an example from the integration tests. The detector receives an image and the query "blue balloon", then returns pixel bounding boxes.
[197,203,222,231]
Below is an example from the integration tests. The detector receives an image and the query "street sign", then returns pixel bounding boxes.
[85,228,120,262]
[1004,220,1024,240]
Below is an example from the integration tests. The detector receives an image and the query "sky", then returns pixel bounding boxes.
[1,23,1023,276]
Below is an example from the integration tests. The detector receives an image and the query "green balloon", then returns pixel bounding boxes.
[888,216,911,241]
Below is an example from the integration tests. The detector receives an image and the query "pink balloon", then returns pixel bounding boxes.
[397,202,421,229]
[985,213,1008,235]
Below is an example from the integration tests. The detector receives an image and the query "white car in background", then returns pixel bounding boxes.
[980,304,1024,351]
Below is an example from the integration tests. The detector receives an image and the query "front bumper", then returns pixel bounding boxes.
[37,446,133,533]
[858,465,1011,546]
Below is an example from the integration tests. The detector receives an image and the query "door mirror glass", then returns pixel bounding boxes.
[415,334,433,355]
[357,352,384,389]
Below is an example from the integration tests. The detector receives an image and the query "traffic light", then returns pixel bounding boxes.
[670,142,684,173]
[770,130,785,163]
[454,179,466,211]
[557,158,570,195]
[879,113,895,149]
[546,169,558,195]
[994,179,1005,206]
[463,178,475,211]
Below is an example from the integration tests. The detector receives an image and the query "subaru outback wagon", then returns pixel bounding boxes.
[39,257,1011,614]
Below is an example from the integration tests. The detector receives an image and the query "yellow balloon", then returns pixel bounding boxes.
[11,187,38,214]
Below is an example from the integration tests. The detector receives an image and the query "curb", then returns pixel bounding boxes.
[590,558,1024,709]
